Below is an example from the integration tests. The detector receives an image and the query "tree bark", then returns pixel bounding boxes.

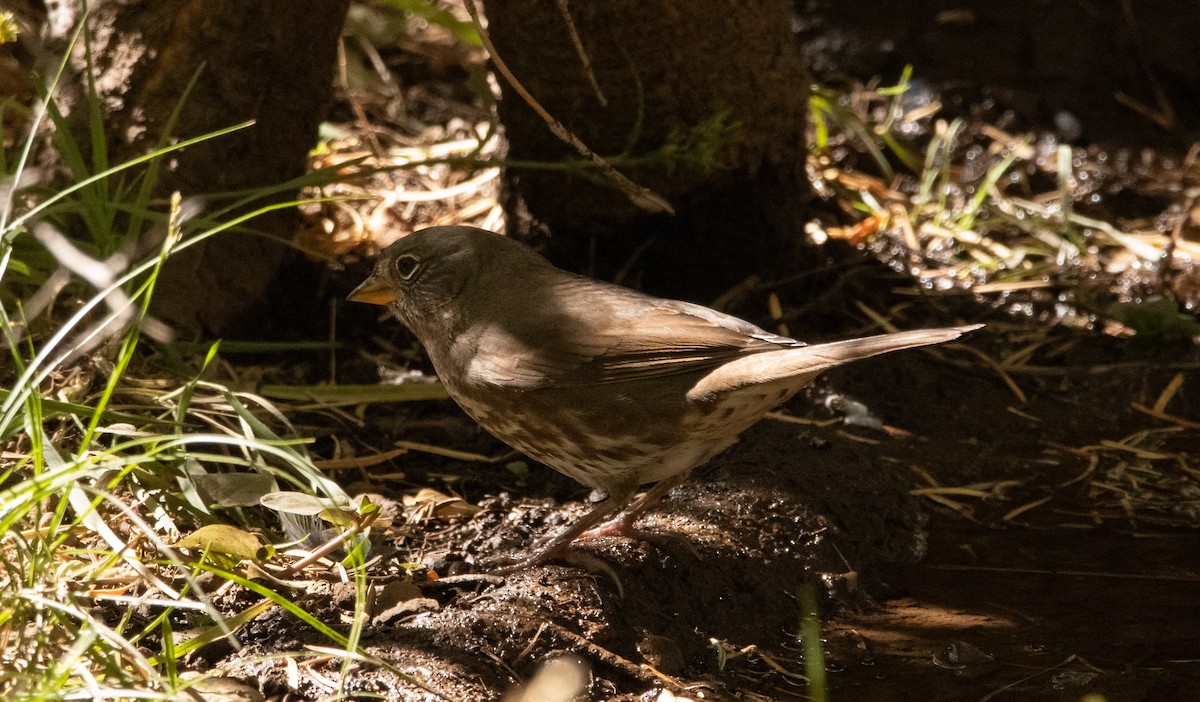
[49,0,350,335]
[484,0,810,300]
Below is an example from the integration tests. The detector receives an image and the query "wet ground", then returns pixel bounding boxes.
[209,327,1200,701]
[842,525,1200,701]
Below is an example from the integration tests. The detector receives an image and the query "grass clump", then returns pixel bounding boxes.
[0,20,405,702]
[805,69,1199,336]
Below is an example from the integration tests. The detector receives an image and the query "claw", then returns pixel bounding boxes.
[487,545,625,599]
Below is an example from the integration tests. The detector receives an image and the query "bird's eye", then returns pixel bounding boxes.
[393,254,421,280]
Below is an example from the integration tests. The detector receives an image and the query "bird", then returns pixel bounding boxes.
[350,225,980,571]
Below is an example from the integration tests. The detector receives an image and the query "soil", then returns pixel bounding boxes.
[198,4,1200,698]
[210,330,1200,701]
[8,2,1198,699]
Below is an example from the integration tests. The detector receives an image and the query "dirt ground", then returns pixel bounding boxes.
[205,327,1200,701]
[6,2,1199,700]
[198,4,1200,698]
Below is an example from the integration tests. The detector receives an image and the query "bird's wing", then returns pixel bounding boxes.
[463,276,802,389]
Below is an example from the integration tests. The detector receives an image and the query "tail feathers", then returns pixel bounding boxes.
[688,324,982,402]
[798,324,982,365]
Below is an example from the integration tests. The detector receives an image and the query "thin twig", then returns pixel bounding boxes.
[460,0,673,215]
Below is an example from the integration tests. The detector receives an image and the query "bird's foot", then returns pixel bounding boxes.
[581,518,699,558]
[487,545,625,597]
[578,517,640,541]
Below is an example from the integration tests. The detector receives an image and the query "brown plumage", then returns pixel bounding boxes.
[351,226,980,569]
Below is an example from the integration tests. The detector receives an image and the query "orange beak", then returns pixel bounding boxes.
[347,275,397,305]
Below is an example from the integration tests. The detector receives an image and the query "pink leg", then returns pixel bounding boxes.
[489,487,634,574]
[581,472,689,540]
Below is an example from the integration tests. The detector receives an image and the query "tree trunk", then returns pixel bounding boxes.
[483,0,810,300]
[48,0,350,335]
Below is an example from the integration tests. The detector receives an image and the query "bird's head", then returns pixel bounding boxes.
[348,225,545,336]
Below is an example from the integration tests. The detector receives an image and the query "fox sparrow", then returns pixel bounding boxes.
[350,226,980,570]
